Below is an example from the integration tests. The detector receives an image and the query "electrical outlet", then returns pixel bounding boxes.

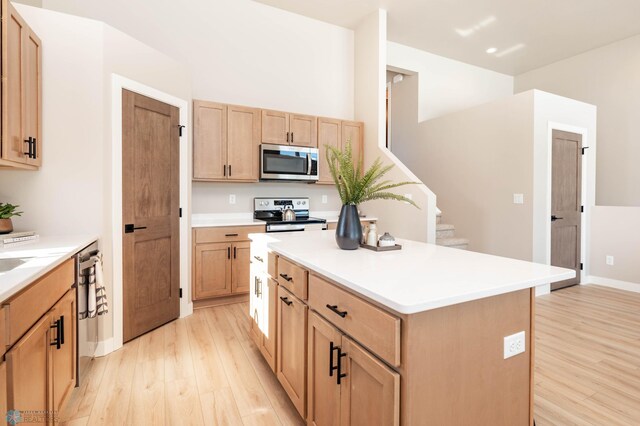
[229,194,236,205]
[606,255,614,266]
[513,193,524,204]
[503,331,526,359]
[322,195,328,204]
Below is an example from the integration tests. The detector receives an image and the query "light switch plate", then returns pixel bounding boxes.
[322,195,328,204]
[513,193,524,204]
[606,255,614,266]
[504,331,526,359]
[229,194,236,205]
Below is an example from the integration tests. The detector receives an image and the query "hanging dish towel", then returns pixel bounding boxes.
[79,252,109,319]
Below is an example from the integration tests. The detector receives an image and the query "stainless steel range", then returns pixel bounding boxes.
[254,197,327,232]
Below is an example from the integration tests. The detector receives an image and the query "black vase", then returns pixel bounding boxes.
[335,204,362,250]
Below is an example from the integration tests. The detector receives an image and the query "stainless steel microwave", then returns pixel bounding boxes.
[260,144,319,182]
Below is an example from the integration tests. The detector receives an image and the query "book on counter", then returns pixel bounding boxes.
[1,231,39,244]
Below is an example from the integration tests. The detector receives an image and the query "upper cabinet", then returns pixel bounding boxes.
[261,110,317,148]
[1,1,43,169]
[317,118,364,185]
[193,100,260,182]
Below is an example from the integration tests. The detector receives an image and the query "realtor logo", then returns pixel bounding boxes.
[6,410,22,425]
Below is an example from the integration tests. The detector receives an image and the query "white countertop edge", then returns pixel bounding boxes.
[0,235,98,302]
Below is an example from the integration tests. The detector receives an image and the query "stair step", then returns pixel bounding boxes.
[436,213,442,225]
[436,224,455,239]
[436,237,469,250]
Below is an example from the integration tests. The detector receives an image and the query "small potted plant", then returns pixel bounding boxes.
[0,203,23,234]
[326,141,419,250]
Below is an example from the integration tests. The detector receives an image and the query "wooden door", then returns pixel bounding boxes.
[261,110,289,145]
[340,336,400,426]
[550,129,582,290]
[276,286,307,418]
[24,26,42,167]
[51,290,76,414]
[342,121,363,172]
[231,241,251,293]
[2,1,28,165]
[194,243,232,299]
[122,90,180,342]
[260,277,278,372]
[308,311,342,426]
[290,114,317,147]
[6,313,52,418]
[317,118,341,184]
[227,105,260,181]
[193,101,227,180]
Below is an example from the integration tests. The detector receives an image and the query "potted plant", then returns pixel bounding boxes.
[0,203,23,234]
[326,141,419,250]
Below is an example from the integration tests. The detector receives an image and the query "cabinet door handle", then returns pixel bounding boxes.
[280,296,293,306]
[227,247,231,259]
[23,137,34,158]
[279,273,293,282]
[326,304,348,318]
[234,247,237,259]
[32,137,37,159]
[329,341,340,378]
[60,315,65,345]
[286,132,290,143]
[50,319,61,350]
[291,132,294,144]
[254,255,264,263]
[224,165,227,176]
[229,165,232,176]
[337,348,347,385]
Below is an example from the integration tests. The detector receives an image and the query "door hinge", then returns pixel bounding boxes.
[581,146,589,155]
[178,125,185,137]
[179,288,183,298]
[581,205,584,213]
[179,207,182,218]
[580,263,584,271]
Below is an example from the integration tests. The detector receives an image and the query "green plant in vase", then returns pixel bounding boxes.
[326,140,419,249]
[0,203,23,234]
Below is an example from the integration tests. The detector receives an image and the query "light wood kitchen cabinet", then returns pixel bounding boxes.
[276,285,308,418]
[249,272,278,371]
[307,311,400,426]
[51,290,77,413]
[262,109,317,147]
[193,101,260,182]
[192,226,264,305]
[317,119,364,184]
[1,0,43,170]
[0,360,6,421]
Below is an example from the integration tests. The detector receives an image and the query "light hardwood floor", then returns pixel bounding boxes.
[61,285,640,425]
[535,285,640,425]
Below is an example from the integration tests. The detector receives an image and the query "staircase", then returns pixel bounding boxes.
[436,213,469,250]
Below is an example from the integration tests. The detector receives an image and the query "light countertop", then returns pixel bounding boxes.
[0,235,97,302]
[252,230,574,315]
[192,212,378,228]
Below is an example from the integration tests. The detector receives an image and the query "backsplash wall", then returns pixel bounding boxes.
[192,182,342,214]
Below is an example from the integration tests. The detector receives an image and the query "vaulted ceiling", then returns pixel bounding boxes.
[253,0,640,75]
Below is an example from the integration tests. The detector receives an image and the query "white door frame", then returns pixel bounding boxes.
[110,74,192,354]
[546,122,590,288]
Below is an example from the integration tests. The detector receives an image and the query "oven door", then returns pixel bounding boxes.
[260,144,319,181]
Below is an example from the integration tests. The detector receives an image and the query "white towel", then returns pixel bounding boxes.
[94,254,108,316]
[79,252,108,319]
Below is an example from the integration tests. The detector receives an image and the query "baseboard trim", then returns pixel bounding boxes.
[585,276,640,293]
[193,293,249,309]
[94,337,114,357]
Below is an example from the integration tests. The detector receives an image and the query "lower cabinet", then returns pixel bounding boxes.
[5,289,76,424]
[308,312,400,426]
[249,272,277,371]
[0,360,6,420]
[276,286,308,418]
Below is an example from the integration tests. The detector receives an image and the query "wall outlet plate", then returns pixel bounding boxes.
[513,193,524,204]
[504,331,526,359]
[606,255,614,266]
[229,194,236,205]
[322,195,328,204]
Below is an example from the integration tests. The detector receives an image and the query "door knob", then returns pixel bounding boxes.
[551,215,564,222]
[124,224,148,233]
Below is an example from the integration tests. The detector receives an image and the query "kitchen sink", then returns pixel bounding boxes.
[0,258,27,273]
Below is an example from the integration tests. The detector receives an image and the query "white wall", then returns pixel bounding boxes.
[387,42,514,123]
[354,10,437,243]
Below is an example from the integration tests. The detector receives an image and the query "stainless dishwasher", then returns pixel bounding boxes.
[75,241,99,386]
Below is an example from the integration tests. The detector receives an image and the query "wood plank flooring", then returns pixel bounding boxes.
[535,285,640,425]
[60,285,640,425]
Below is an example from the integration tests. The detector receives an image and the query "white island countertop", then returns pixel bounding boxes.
[254,230,574,314]
[0,235,97,302]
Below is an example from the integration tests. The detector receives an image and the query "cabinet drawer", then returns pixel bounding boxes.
[308,274,401,367]
[195,225,264,243]
[4,259,74,347]
[277,257,308,300]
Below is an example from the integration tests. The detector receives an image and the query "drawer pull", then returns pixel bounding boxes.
[279,273,293,282]
[254,255,264,262]
[326,304,348,318]
[280,296,293,306]
[225,233,239,237]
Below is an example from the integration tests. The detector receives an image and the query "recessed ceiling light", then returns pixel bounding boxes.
[486,47,498,54]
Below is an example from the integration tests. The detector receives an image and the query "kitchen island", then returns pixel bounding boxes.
[249,230,574,425]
